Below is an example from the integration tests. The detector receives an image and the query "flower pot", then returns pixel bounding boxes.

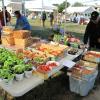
[24,70,32,78]
[15,73,24,81]
[2,78,13,86]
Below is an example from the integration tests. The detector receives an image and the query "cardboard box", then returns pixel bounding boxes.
[15,37,33,48]
[2,26,14,35]
[13,30,31,39]
[1,35,15,46]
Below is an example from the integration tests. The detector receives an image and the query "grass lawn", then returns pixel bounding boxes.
[61,22,86,39]
[11,18,86,40]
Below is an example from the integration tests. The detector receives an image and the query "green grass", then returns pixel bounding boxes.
[11,18,86,40]
[61,22,86,39]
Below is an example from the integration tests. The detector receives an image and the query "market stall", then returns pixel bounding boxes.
[0,26,99,99]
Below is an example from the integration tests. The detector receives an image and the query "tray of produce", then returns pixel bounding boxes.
[83,51,100,63]
[15,48,54,67]
[37,61,59,74]
[67,48,79,55]
[69,60,98,80]
[77,60,98,70]
[32,42,68,60]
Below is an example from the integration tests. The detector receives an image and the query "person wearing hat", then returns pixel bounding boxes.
[83,11,99,50]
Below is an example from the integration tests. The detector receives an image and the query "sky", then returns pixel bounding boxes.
[0,0,79,7]
[0,0,91,5]
[0,0,100,7]
[50,0,89,5]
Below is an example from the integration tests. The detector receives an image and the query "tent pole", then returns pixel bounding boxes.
[64,0,67,35]
[41,0,43,26]
[2,0,6,26]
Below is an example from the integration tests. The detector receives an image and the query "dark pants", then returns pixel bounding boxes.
[42,20,45,27]
[50,20,53,27]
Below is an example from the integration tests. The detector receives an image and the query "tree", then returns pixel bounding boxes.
[72,2,84,7]
[58,1,70,13]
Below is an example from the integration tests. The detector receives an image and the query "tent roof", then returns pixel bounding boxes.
[63,6,95,13]
[25,0,56,10]
[28,8,53,12]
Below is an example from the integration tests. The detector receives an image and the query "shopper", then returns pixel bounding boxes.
[50,12,54,27]
[0,11,2,43]
[14,11,31,30]
[1,6,11,26]
[96,17,100,49]
[83,11,99,50]
[41,11,46,27]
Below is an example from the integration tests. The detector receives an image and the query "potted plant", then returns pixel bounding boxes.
[13,64,25,81]
[24,64,33,78]
[0,69,15,86]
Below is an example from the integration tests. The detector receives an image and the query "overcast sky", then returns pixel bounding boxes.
[0,0,99,7]
[50,0,89,4]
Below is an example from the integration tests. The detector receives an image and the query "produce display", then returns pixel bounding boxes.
[0,27,100,96]
[84,51,100,63]
[68,48,78,55]
[77,60,97,70]
[53,34,80,48]
[16,48,54,66]
[70,60,97,79]
[37,61,59,73]
[67,37,80,43]
[0,48,33,83]
[34,42,68,57]
[87,51,100,57]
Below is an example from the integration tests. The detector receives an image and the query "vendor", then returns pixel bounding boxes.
[83,11,99,50]
[14,11,31,30]
[96,17,100,49]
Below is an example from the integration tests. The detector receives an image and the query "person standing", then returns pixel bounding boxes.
[96,17,100,49]
[50,12,54,27]
[14,11,31,30]
[83,11,99,50]
[0,11,3,43]
[41,11,46,27]
[1,6,11,26]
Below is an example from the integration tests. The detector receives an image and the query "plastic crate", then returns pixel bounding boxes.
[69,71,98,96]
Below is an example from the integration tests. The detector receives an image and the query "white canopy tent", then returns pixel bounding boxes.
[0,0,39,25]
[63,6,96,14]
[25,0,56,12]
